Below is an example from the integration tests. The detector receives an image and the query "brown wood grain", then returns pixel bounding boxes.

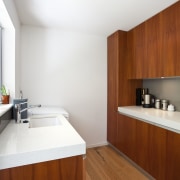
[132,22,146,79]
[107,31,120,147]
[107,31,142,149]
[117,114,136,162]
[129,1,180,78]
[148,125,166,180]
[86,145,149,180]
[0,156,84,180]
[166,130,180,179]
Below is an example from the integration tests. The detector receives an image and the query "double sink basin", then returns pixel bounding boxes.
[29,115,63,128]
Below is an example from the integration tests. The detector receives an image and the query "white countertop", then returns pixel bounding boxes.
[118,106,180,134]
[0,104,13,117]
[0,114,86,170]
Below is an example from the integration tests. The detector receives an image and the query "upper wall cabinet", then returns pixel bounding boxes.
[161,2,180,77]
[130,1,180,79]
[131,23,146,79]
[145,14,162,78]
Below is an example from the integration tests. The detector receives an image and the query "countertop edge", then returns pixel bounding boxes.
[0,104,13,117]
[0,143,86,170]
[118,106,180,134]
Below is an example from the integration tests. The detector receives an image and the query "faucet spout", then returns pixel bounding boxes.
[15,103,41,123]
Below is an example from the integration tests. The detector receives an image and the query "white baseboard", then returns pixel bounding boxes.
[86,141,109,149]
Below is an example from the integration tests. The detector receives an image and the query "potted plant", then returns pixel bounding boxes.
[1,85,10,104]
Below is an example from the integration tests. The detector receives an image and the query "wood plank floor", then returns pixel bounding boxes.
[85,145,151,180]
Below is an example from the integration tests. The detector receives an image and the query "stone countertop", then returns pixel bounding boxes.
[0,104,13,117]
[0,114,86,170]
[118,106,180,134]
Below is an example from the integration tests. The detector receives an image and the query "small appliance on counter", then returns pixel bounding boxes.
[143,94,155,108]
[136,88,155,108]
[136,88,149,106]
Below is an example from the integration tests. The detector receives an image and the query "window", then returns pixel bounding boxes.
[0,27,2,88]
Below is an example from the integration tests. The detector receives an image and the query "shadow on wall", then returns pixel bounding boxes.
[143,77,180,111]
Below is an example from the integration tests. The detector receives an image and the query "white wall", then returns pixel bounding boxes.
[21,26,107,147]
[2,0,21,98]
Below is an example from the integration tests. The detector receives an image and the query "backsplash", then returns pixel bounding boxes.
[143,77,180,111]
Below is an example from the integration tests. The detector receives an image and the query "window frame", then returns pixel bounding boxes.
[0,27,2,88]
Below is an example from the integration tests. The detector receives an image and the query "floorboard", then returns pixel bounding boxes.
[85,145,151,180]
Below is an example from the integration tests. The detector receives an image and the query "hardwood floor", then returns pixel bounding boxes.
[85,145,151,180]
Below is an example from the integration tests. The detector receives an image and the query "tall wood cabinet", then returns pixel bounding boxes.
[107,31,121,147]
[107,31,142,147]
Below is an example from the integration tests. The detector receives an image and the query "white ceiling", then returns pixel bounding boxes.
[14,0,178,36]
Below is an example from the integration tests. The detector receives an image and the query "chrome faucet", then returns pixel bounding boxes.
[15,103,41,123]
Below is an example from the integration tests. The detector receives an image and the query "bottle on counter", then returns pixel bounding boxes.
[155,99,161,109]
[141,88,148,105]
[161,99,169,111]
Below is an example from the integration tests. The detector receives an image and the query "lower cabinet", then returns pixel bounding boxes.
[136,120,166,179]
[0,155,85,180]
[166,130,180,179]
[135,119,149,172]
[117,114,136,162]
[148,124,167,179]
[116,113,180,180]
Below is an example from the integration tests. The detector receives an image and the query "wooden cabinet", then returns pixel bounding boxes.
[135,120,149,171]
[135,120,167,179]
[129,1,180,78]
[147,123,167,179]
[161,3,179,77]
[176,2,180,75]
[0,155,84,180]
[117,114,136,161]
[166,130,180,179]
[107,31,142,147]
[145,14,163,78]
[116,114,174,179]
[107,32,120,147]
[131,15,163,78]
[132,23,146,79]
[108,2,180,179]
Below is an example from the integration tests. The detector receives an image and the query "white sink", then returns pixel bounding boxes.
[29,115,62,128]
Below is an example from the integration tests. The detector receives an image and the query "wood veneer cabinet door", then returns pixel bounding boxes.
[145,14,163,78]
[132,23,146,79]
[148,124,166,179]
[127,30,135,79]
[135,120,149,171]
[166,131,180,179]
[107,30,127,146]
[175,2,180,76]
[117,114,136,161]
[107,32,119,146]
[161,2,179,77]
[135,120,166,179]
